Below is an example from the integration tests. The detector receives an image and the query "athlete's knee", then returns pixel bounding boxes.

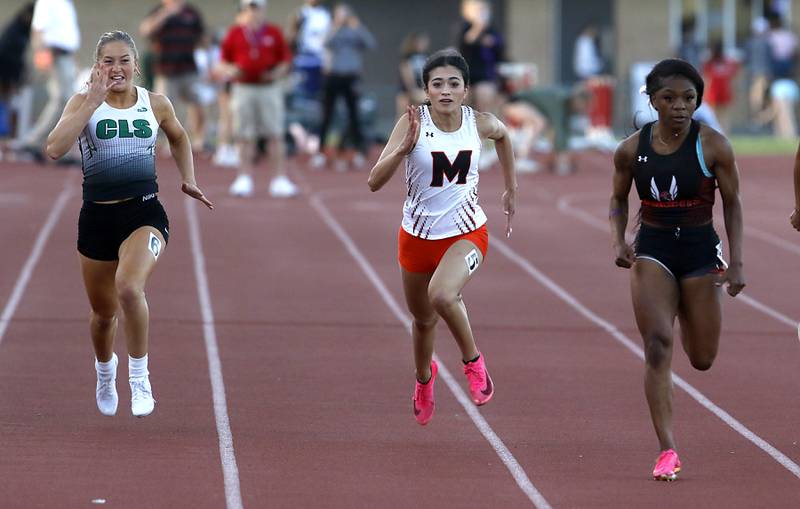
[115,278,145,307]
[688,352,716,371]
[428,287,459,313]
[91,310,117,328]
[643,331,673,369]
[412,315,438,333]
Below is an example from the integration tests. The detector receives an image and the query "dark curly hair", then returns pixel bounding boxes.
[644,58,704,108]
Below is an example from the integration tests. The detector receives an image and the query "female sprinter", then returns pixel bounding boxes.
[45,31,213,417]
[367,49,516,425]
[610,59,745,480]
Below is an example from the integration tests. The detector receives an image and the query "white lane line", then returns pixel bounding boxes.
[185,198,243,509]
[493,237,800,479]
[309,194,552,509]
[0,184,72,346]
[555,194,800,331]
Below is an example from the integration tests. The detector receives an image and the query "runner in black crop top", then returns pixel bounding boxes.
[633,120,716,228]
[608,60,745,481]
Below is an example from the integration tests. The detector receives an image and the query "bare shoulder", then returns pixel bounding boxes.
[698,123,734,161]
[613,130,641,167]
[147,90,172,112]
[147,90,176,123]
[473,110,502,138]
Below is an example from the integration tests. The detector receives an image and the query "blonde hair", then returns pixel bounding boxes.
[95,30,139,62]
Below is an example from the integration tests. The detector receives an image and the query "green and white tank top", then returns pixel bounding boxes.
[78,86,159,201]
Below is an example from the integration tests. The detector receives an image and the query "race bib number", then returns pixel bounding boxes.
[148,232,162,260]
[465,249,480,275]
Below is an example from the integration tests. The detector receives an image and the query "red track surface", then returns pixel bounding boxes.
[1,151,799,508]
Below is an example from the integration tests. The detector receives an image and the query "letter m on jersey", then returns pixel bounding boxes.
[430,150,472,187]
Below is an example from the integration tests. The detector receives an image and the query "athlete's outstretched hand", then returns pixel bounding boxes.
[717,264,745,297]
[613,242,635,268]
[182,182,214,210]
[396,105,420,156]
[502,188,515,237]
[85,64,114,108]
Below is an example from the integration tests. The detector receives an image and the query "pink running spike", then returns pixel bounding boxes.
[413,360,437,425]
[463,353,494,406]
[652,449,682,481]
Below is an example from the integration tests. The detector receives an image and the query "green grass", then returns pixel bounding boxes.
[729,136,797,156]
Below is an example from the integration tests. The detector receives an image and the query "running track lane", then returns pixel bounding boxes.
[0,167,231,508]
[190,165,539,508]
[534,156,800,471]
[312,155,800,508]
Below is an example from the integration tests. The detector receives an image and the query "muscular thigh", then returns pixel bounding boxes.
[630,259,680,337]
[677,273,721,356]
[401,269,435,320]
[429,239,484,297]
[79,254,118,315]
[117,226,166,285]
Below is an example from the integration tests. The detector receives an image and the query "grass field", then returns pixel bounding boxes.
[730,135,798,156]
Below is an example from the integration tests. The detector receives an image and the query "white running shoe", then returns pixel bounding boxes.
[130,376,155,417]
[352,153,366,169]
[269,175,299,198]
[95,353,119,416]
[309,153,327,169]
[214,144,239,167]
[229,174,254,197]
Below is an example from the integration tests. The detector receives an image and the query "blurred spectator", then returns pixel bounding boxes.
[458,0,504,114]
[703,40,738,134]
[746,17,770,122]
[220,0,297,198]
[311,3,376,171]
[288,0,331,99]
[396,31,429,116]
[11,0,79,161]
[0,3,34,150]
[766,14,798,80]
[140,0,206,151]
[573,23,616,150]
[573,24,603,80]
[763,77,799,138]
[677,17,702,71]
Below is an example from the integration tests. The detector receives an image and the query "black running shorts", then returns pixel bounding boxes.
[78,194,170,261]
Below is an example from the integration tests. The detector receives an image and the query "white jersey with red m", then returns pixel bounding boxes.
[401,105,487,240]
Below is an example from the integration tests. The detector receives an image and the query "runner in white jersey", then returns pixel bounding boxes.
[46,31,213,418]
[402,104,487,239]
[368,49,517,426]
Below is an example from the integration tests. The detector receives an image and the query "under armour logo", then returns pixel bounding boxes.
[425,132,434,138]
[638,155,648,162]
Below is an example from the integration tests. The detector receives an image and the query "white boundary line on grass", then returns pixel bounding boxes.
[185,198,244,509]
[309,193,552,509]
[0,184,72,346]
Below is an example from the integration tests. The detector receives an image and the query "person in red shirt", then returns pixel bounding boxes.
[703,40,739,134]
[219,0,298,198]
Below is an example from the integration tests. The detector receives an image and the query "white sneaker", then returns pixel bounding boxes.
[229,174,254,197]
[269,175,299,198]
[214,145,238,167]
[310,153,327,169]
[95,353,119,416]
[352,153,366,169]
[130,376,155,417]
